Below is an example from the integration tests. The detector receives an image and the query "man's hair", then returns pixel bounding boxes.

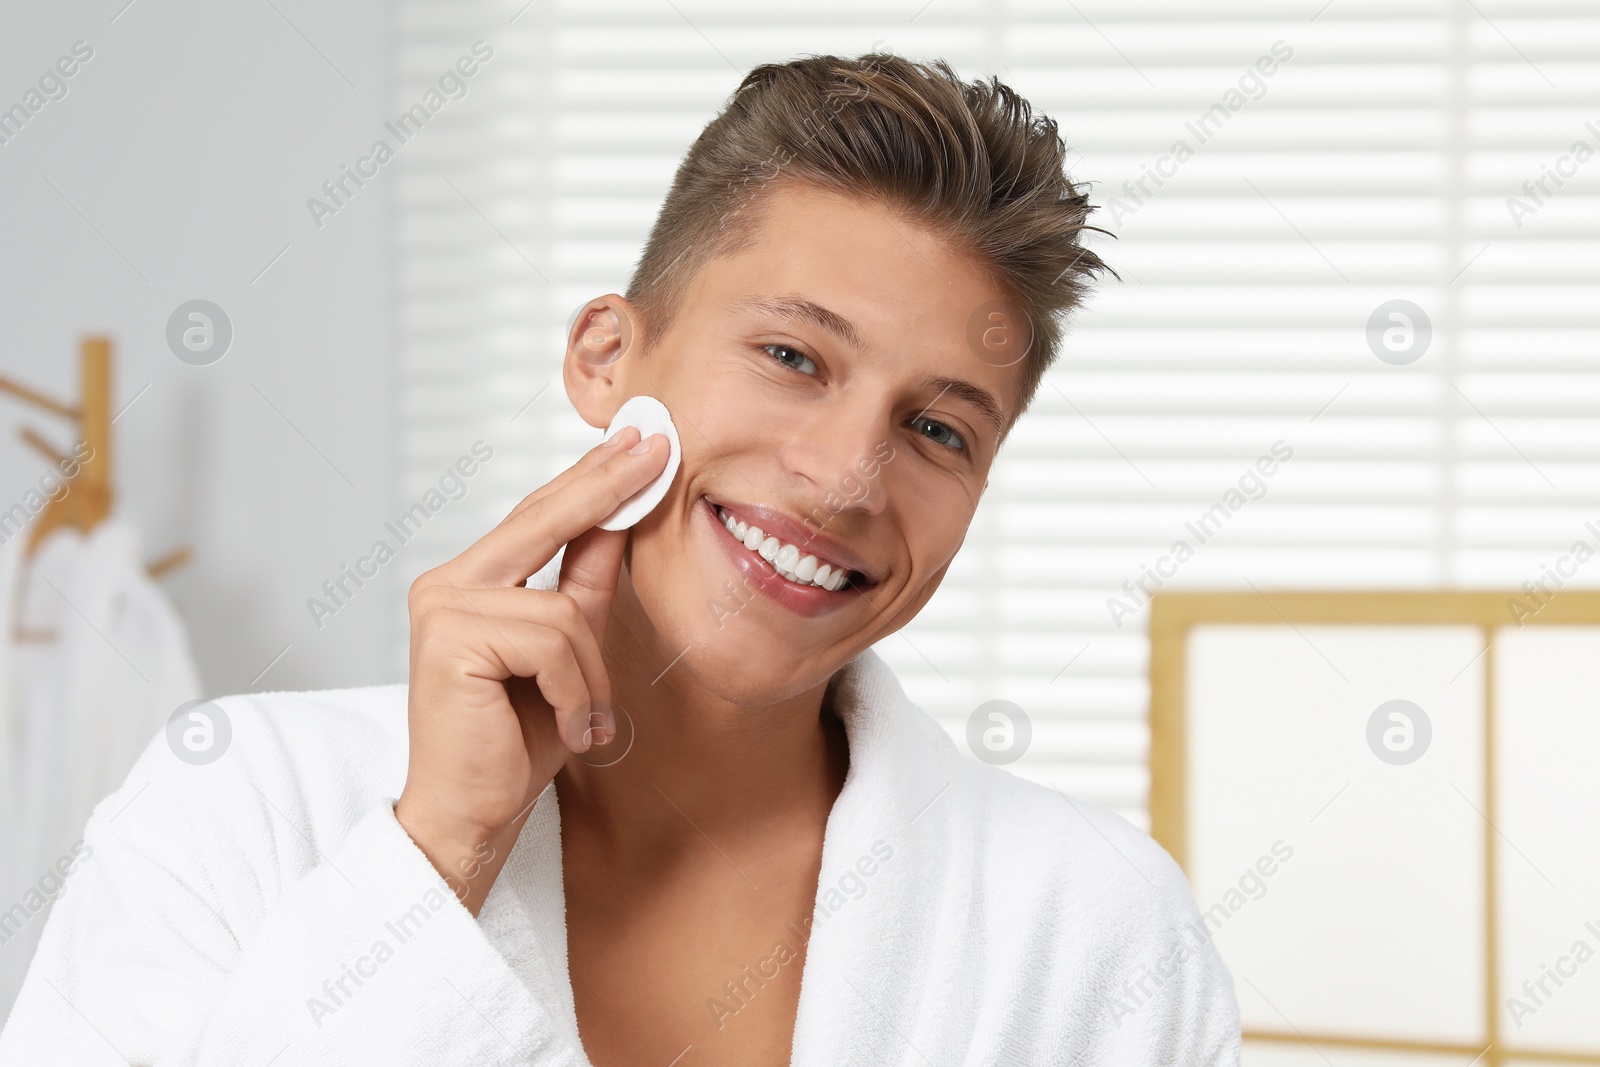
[624,52,1113,426]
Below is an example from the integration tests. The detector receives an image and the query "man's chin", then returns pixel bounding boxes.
[682,655,847,711]
[640,610,853,707]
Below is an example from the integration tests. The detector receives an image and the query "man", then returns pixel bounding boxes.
[0,53,1239,1065]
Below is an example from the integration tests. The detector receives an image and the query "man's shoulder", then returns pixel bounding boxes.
[89,682,412,863]
[201,682,412,792]
[924,729,1201,930]
[926,736,1239,1056]
[876,696,1186,907]
[221,681,409,724]
[213,681,411,754]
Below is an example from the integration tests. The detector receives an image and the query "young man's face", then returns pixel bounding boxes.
[568,180,1026,704]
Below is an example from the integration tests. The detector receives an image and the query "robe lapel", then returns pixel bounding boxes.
[789,647,959,1066]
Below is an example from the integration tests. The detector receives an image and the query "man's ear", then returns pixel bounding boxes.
[563,294,638,429]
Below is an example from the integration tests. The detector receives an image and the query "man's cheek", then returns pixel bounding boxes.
[873,563,946,638]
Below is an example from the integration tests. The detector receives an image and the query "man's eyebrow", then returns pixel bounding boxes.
[728,294,866,350]
[918,374,1006,439]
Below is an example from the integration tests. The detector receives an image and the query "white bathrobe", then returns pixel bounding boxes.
[0,630,1240,1064]
[0,519,201,1017]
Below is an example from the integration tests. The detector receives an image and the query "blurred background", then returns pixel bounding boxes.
[1,0,1597,1060]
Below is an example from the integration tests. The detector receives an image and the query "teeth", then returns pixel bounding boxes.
[717,505,853,591]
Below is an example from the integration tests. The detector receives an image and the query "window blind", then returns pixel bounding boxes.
[393,0,1600,831]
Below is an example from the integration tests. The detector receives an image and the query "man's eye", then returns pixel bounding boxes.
[762,343,817,376]
[912,416,966,452]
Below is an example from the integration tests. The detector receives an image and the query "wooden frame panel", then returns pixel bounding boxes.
[1148,590,1600,1065]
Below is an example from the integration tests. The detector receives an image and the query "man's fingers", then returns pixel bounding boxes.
[427,609,591,741]
[442,608,606,752]
[447,433,668,588]
[417,583,612,727]
[503,426,640,523]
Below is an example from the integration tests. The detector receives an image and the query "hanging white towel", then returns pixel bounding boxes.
[0,517,201,1018]
[0,528,28,926]
[0,584,1238,1065]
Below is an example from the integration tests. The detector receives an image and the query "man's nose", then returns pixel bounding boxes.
[781,402,893,519]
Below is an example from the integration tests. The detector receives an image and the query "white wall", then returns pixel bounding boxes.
[0,0,398,696]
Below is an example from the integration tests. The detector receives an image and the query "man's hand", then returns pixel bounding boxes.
[395,425,668,914]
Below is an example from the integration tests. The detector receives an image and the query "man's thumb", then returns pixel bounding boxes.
[556,525,627,649]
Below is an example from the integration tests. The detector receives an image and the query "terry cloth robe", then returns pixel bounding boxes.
[0,571,1241,1065]
[0,519,201,1017]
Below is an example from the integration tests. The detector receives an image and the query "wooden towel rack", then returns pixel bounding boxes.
[0,335,191,640]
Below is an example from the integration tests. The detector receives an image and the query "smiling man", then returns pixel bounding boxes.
[0,54,1240,1067]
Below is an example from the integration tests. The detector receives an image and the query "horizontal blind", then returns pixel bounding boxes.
[394,0,1600,830]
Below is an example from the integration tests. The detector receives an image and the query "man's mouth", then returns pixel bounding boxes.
[705,498,876,593]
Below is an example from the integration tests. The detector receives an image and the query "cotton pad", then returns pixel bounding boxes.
[598,394,682,531]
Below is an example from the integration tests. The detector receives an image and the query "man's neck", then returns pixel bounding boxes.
[553,572,851,866]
